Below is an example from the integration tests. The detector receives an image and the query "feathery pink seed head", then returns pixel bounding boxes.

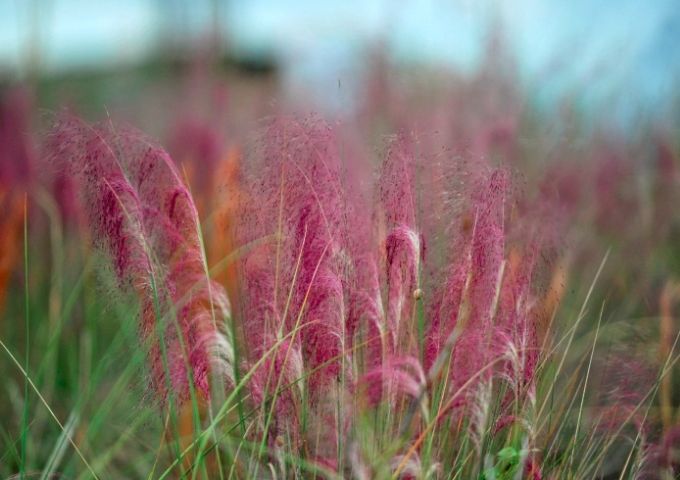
[357,355,425,408]
[48,116,232,404]
[384,224,424,349]
[240,116,349,396]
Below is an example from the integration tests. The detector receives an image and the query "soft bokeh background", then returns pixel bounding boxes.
[1,0,678,125]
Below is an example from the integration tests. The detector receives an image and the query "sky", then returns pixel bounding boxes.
[0,0,677,120]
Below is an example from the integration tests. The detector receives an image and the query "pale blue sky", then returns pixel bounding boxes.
[0,0,677,119]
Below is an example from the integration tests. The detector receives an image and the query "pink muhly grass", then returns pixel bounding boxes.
[249,337,304,448]
[235,116,353,464]
[430,168,507,406]
[379,134,425,353]
[357,355,426,408]
[424,246,470,372]
[342,131,385,371]
[467,169,507,328]
[384,225,424,351]
[224,114,556,472]
[47,115,233,404]
[379,132,417,229]
[240,116,348,392]
[422,164,548,421]
[346,253,385,370]
[494,244,543,398]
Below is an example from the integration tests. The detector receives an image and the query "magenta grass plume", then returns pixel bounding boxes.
[47,115,234,404]
[239,116,348,388]
[226,115,564,473]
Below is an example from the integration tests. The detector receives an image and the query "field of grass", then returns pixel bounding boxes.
[1,54,679,479]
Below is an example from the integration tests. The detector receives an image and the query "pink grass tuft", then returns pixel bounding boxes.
[47,115,233,404]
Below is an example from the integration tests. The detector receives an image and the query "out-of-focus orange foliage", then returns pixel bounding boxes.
[0,88,34,315]
[0,189,23,312]
[209,146,245,314]
[535,257,569,350]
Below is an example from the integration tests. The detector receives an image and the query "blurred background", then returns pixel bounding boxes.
[1,0,678,127]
